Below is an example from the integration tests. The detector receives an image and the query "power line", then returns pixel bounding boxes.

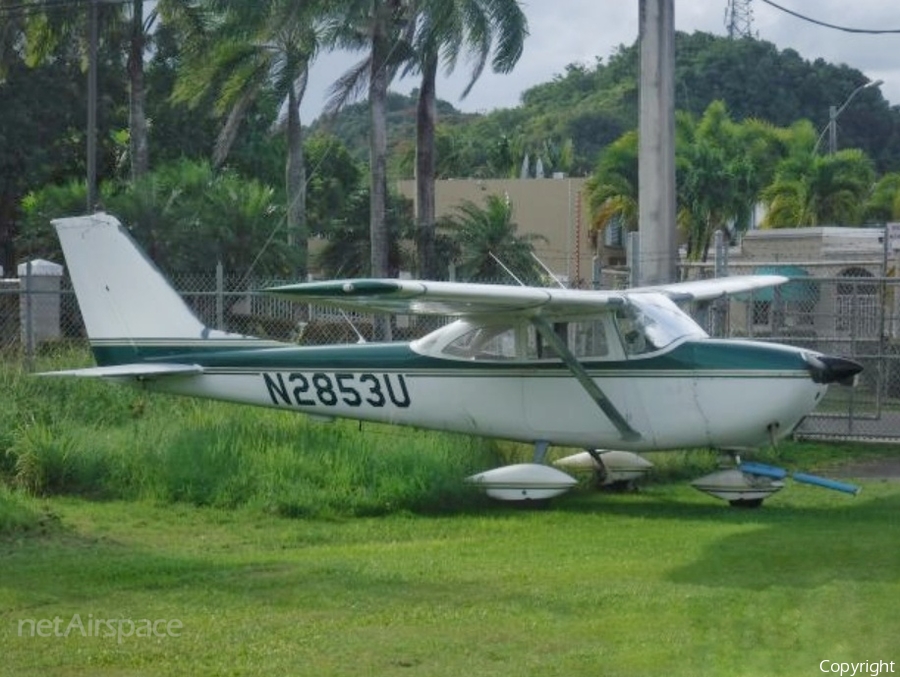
[758,0,900,35]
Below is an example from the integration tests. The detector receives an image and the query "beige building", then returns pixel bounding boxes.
[731,227,887,270]
[396,177,594,285]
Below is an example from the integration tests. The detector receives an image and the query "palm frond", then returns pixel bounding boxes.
[324,57,370,116]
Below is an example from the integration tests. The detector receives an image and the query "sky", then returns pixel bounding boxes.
[299,0,900,122]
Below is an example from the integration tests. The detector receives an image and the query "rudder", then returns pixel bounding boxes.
[53,213,210,342]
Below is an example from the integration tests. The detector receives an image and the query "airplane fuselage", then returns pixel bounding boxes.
[103,334,827,451]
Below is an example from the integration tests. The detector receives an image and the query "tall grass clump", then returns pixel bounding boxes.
[0,484,56,536]
[642,449,721,482]
[2,352,180,497]
[146,407,501,517]
[3,355,502,516]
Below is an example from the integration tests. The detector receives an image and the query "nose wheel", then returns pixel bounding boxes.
[692,450,861,507]
[691,450,785,508]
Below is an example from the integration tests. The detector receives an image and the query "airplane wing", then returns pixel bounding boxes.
[265,275,786,318]
[632,275,788,302]
[37,363,204,379]
[265,279,627,317]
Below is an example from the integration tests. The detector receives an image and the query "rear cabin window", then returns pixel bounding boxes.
[441,320,611,361]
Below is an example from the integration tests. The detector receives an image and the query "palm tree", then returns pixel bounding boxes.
[761,148,876,228]
[170,0,323,277]
[324,0,413,340]
[866,172,900,222]
[126,0,151,178]
[676,104,741,261]
[407,0,527,279]
[585,130,639,251]
[441,194,546,283]
[323,1,412,264]
[588,102,789,262]
[22,0,153,181]
[676,102,788,261]
[0,0,30,268]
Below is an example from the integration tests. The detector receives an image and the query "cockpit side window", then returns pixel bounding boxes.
[440,317,613,362]
[568,319,610,358]
[442,325,538,360]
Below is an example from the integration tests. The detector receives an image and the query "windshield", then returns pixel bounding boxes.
[615,293,707,355]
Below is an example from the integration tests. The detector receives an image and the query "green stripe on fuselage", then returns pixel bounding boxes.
[90,337,810,376]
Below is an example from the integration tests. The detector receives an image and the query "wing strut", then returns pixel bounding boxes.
[531,316,641,442]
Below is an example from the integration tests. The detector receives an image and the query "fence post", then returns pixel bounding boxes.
[24,260,33,370]
[877,224,889,410]
[714,230,728,278]
[18,258,64,370]
[216,260,224,331]
[711,231,729,336]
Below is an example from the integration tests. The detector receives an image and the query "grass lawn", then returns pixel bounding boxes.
[2,478,899,677]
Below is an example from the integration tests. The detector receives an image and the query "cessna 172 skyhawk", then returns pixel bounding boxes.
[44,213,863,506]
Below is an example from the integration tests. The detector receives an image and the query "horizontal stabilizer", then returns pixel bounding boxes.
[38,363,204,379]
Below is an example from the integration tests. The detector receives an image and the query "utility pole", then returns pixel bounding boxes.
[813,80,883,155]
[637,0,677,286]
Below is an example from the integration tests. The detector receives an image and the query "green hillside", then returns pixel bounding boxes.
[314,32,900,179]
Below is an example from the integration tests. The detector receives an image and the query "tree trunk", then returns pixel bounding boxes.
[127,0,149,179]
[699,214,715,263]
[415,53,438,279]
[0,191,16,276]
[286,73,307,279]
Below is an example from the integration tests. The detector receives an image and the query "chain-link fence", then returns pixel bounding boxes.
[4,260,899,442]
[681,259,900,442]
[0,267,443,360]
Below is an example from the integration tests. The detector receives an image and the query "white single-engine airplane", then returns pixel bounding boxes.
[44,213,863,506]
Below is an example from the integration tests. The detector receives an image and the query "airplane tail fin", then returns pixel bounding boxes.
[53,212,248,366]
